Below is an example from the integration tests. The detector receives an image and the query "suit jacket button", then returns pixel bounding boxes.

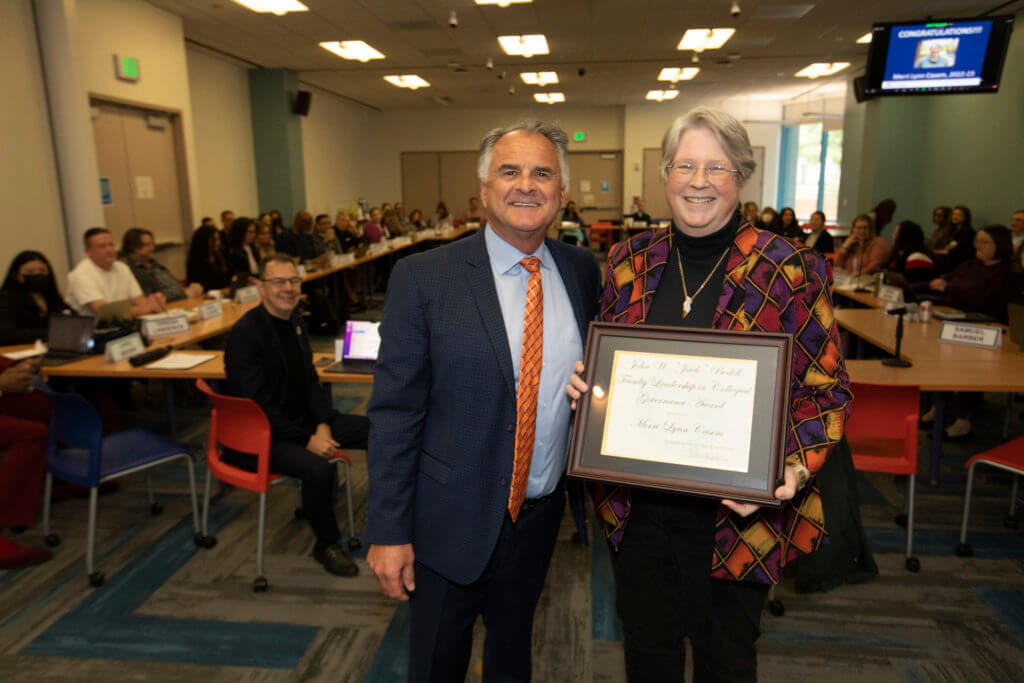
[507,423,514,432]
[500,478,508,487]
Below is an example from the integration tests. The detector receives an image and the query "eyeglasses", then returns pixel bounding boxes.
[666,162,739,182]
[261,277,303,287]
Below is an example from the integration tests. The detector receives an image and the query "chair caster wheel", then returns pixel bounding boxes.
[768,599,785,617]
[150,502,164,516]
[955,542,973,557]
[894,513,908,528]
[347,537,362,552]
[89,571,106,587]
[1004,516,1019,530]
[194,533,217,549]
[905,556,921,573]
[253,577,268,592]
[45,534,61,548]
[294,507,306,520]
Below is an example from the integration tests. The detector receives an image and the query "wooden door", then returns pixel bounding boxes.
[401,152,440,218]
[567,151,622,223]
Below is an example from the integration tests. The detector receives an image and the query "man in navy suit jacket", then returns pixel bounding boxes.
[366,121,600,682]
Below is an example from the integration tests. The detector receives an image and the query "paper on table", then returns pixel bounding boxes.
[144,352,217,370]
[2,340,47,360]
[599,350,757,473]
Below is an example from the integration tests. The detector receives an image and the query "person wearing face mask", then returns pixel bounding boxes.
[0,251,70,345]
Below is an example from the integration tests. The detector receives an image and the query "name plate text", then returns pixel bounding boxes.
[105,333,146,363]
[141,314,190,339]
[234,286,260,304]
[196,300,224,321]
[939,321,1002,349]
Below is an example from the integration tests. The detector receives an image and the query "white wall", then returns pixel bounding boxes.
[300,88,375,217]
[0,0,70,281]
[623,99,782,214]
[186,46,259,221]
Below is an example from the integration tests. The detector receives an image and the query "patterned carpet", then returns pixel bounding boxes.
[2,371,1022,682]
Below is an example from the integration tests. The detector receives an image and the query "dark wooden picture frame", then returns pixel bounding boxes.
[567,322,793,506]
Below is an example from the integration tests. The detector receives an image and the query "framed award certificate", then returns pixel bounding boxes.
[566,322,792,506]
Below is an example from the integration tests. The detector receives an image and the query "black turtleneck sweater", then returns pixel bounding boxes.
[648,212,740,329]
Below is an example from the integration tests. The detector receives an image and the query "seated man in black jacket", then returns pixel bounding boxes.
[224,253,369,577]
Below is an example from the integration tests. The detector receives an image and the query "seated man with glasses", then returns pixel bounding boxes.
[224,253,369,577]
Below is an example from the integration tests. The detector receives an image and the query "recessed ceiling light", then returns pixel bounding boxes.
[856,32,872,44]
[475,0,531,5]
[232,0,308,15]
[677,28,735,52]
[534,92,565,103]
[521,71,559,85]
[384,75,430,89]
[498,34,549,58]
[658,67,700,82]
[646,90,679,101]
[319,40,385,62]
[795,62,850,78]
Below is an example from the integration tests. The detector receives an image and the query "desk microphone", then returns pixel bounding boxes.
[882,308,912,368]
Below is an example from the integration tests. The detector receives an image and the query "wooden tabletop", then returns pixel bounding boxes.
[845,360,1024,392]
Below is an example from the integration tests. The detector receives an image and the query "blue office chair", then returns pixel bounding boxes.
[41,390,216,587]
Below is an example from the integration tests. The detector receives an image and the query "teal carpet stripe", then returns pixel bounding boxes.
[865,527,1024,558]
[362,602,411,683]
[23,501,319,669]
[975,588,1024,642]
[590,526,623,642]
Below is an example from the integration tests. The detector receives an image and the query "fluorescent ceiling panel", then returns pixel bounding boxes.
[319,40,385,62]
[677,28,735,51]
[658,67,700,81]
[498,34,549,58]
[521,71,559,85]
[232,0,307,15]
[384,75,430,89]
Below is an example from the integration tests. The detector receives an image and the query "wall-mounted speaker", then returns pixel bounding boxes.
[853,76,869,104]
[294,90,312,116]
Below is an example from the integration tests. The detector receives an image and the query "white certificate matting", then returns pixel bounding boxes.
[600,350,757,473]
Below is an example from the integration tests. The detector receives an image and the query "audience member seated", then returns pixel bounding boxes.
[220,209,235,233]
[67,228,164,317]
[919,224,1012,322]
[429,201,453,229]
[224,217,260,281]
[886,220,934,284]
[0,251,69,345]
[275,211,318,261]
[626,196,652,224]
[760,206,777,230]
[459,196,484,224]
[394,201,406,224]
[314,214,342,254]
[200,216,216,229]
[187,225,231,291]
[1011,209,1024,252]
[933,205,975,270]
[224,254,369,577]
[561,200,584,225]
[362,207,384,244]
[406,209,427,232]
[835,214,891,275]
[559,200,587,246]
[742,201,763,229]
[122,228,203,303]
[925,205,954,254]
[0,359,52,569]
[254,220,276,262]
[269,209,285,237]
[381,210,403,238]
[771,206,805,241]
[334,212,361,252]
[803,210,834,254]
[869,198,897,236]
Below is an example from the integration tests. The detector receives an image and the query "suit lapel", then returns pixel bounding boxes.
[464,230,516,393]
[545,239,588,340]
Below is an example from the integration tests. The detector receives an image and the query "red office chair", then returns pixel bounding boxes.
[846,382,921,572]
[588,221,615,249]
[195,379,357,592]
[956,436,1024,557]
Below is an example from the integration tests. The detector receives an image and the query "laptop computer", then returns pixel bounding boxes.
[325,320,380,374]
[39,314,96,366]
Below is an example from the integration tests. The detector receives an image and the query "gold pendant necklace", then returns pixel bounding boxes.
[676,245,730,319]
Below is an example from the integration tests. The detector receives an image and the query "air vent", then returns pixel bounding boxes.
[752,4,815,20]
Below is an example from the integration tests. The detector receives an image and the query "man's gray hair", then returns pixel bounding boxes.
[659,107,756,186]
[477,120,571,190]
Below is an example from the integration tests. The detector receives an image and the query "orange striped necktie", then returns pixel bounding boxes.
[508,256,543,522]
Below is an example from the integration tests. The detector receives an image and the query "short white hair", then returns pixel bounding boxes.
[660,107,756,186]
[477,120,570,190]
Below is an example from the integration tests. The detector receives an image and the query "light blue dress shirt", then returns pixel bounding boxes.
[485,226,583,499]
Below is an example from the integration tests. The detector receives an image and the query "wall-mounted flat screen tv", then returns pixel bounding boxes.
[863,15,1014,97]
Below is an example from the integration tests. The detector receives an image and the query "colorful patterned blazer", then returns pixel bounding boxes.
[592,220,852,584]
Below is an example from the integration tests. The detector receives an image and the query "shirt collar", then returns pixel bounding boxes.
[484,225,550,275]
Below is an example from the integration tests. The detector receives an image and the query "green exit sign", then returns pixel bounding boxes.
[573,131,586,142]
[115,55,140,82]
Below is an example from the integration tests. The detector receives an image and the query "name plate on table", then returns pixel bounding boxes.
[567,323,792,507]
[876,284,904,304]
[234,286,260,304]
[368,243,387,256]
[330,253,355,267]
[104,333,146,363]
[140,313,190,339]
[392,236,412,248]
[939,321,1002,349]
[196,300,223,321]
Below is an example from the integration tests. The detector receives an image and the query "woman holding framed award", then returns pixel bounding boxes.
[567,108,852,682]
